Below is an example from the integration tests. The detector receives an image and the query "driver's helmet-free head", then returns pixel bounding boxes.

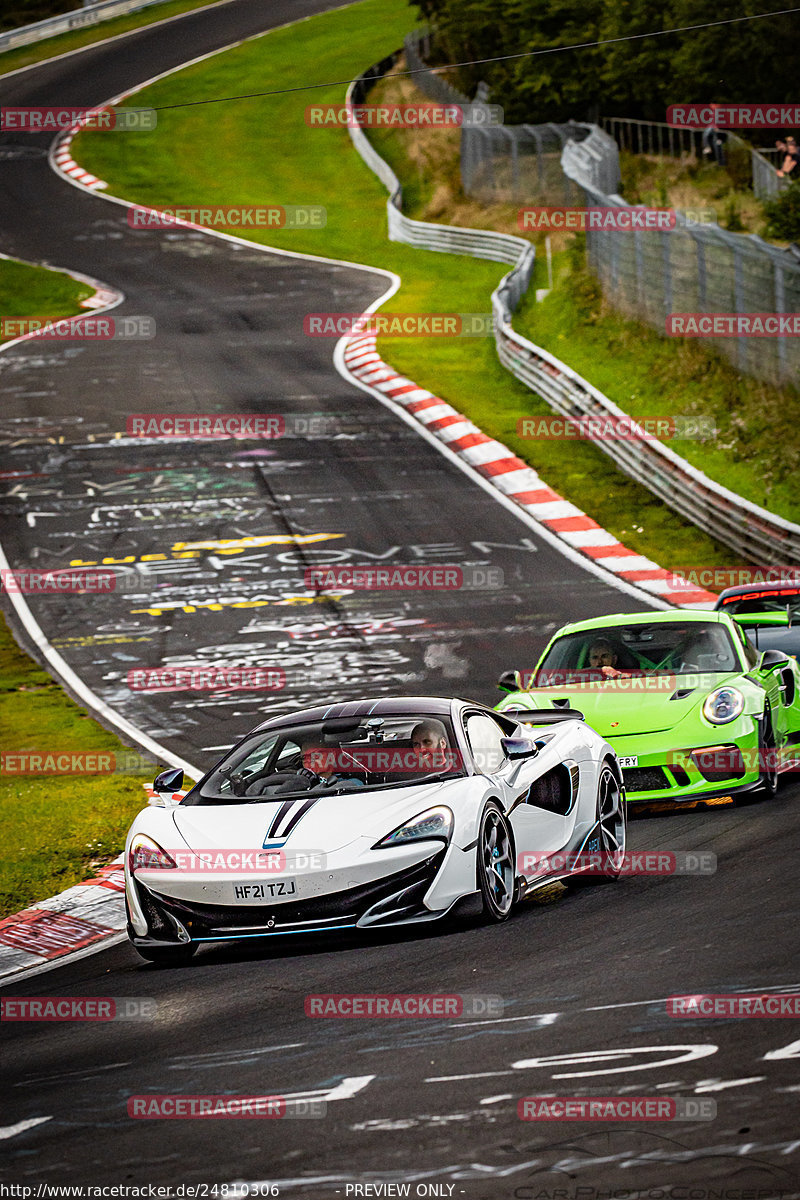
[410,718,449,750]
[410,719,450,770]
[299,735,334,777]
[587,638,617,668]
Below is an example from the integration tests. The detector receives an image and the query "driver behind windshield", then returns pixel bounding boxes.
[410,719,451,772]
[301,741,366,792]
[587,638,629,679]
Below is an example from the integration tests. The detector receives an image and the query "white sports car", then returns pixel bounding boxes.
[125,697,626,964]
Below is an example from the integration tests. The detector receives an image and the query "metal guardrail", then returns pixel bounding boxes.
[404,31,585,205]
[408,31,800,388]
[561,131,800,386]
[0,0,173,52]
[347,53,800,565]
[348,60,535,283]
[493,327,800,563]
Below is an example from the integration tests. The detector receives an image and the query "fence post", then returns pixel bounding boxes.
[733,244,747,372]
[695,233,707,310]
[775,260,787,379]
[634,229,644,314]
[662,230,672,318]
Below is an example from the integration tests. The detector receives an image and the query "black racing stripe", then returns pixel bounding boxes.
[281,797,320,838]
[267,799,296,839]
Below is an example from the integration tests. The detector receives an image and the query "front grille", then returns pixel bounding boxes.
[623,766,671,793]
[138,849,446,938]
[669,763,691,787]
[692,747,746,782]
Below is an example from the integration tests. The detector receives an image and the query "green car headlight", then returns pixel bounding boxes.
[375,806,454,848]
[702,686,745,725]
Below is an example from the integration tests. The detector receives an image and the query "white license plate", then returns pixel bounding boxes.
[618,756,639,769]
[227,879,297,902]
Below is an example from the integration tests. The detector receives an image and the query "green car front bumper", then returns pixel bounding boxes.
[608,718,764,804]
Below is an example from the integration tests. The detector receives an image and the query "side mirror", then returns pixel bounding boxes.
[760,649,791,668]
[497,669,522,694]
[501,736,540,760]
[154,767,184,793]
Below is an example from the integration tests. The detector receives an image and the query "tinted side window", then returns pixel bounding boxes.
[465,713,508,774]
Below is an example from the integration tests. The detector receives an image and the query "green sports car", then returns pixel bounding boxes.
[495,609,800,806]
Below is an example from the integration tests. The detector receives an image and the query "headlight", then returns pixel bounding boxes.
[702,687,745,724]
[375,806,453,848]
[129,834,177,872]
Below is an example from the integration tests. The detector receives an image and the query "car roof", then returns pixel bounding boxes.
[249,696,482,734]
[547,610,731,639]
[716,581,800,605]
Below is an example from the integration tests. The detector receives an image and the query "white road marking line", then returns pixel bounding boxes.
[427,1070,514,1082]
[765,1038,800,1060]
[0,1117,51,1140]
[450,1011,559,1028]
[324,1075,374,1101]
[693,1076,766,1092]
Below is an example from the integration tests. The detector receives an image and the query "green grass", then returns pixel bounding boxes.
[0,0,226,76]
[0,612,159,918]
[0,255,94,337]
[72,0,747,577]
[618,149,767,239]
[513,243,800,523]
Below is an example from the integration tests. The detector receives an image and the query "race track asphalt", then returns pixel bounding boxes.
[1,3,799,1194]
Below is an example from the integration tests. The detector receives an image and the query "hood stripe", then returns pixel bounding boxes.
[281,797,320,839]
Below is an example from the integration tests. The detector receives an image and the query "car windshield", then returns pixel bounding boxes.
[533,620,740,685]
[190,713,465,804]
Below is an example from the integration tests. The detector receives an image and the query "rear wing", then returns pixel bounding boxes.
[501,706,585,724]
[731,612,791,629]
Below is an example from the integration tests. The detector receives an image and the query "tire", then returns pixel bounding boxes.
[581,763,627,884]
[135,943,198,966]
[477,803,516,922]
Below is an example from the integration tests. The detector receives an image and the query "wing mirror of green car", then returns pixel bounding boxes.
[497,669,522,693]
